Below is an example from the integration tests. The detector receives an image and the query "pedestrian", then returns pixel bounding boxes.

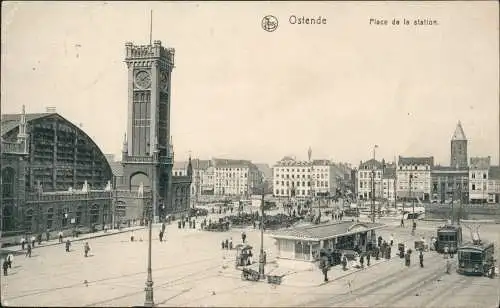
[192,220,196,229]
[221,240,225,250]
[162,222,166,233]
[3,259,8,276]
[387,246,392,259]
[84,242,91,257]
[242,232,246,243]
[419,251,424,268]
[65,239,71,252]
[46,229,50,242]
[400,218,405,227]
[377,236,383,248]
[26,243,32,258]
[253,221,256,229]
[405,250,411,267]
[342,255,348,271]
[182,220,186,229]
[31,235,36,248]
[366,252,371,266]
[225,239,229,250]
[445,258,452,274]
[159,231,163,242]
[320,255,329,282]
[21,237,26,250]
[390,234,394,247]
[360,254,364,269]
[131,231,135,242]
[6,254,13,269]
[38,234,42,245]
[58,231,63,243]
[229,238,233,250]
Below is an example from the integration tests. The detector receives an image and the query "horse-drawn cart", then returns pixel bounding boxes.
[267,274,283,285]
[241,267,260,281]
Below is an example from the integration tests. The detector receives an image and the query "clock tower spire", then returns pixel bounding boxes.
[120,38,176,218]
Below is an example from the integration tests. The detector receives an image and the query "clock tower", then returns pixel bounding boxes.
[121,40,175,220]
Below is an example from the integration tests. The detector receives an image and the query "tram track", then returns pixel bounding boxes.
[305,253,445,307]
[413,276,470,308]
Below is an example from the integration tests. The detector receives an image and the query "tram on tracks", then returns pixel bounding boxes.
[457,240,495,277]
[435,224,463,253]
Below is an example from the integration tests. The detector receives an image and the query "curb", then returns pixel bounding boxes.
[282,257,393,288]
[0,226,146,255]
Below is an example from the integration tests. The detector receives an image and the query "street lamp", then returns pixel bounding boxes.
[371,145,378,223]
[144,144,159,307]
[258,185,266,279]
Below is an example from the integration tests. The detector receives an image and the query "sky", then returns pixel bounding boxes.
[1,1,499,166]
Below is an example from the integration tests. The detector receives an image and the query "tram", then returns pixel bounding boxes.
[435,224,463,253]
[457,240,495,276]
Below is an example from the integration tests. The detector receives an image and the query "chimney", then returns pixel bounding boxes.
[46,107,56,113]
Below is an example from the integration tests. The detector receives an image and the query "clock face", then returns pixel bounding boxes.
[135,71,151,89]
[159,72,169,91]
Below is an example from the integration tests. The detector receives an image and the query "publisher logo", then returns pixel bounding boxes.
[262,15,278,32]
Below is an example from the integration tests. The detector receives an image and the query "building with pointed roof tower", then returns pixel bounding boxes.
[450,121,468,169]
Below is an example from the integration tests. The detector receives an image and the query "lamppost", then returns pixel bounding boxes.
[144,144,158,307]
[409,173,417,235]
[258,185,266,279]
[371,145,378,223]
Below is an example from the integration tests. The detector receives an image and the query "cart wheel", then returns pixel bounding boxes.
[241,271,246,280]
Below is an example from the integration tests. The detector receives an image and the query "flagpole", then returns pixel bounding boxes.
[149,10,153,46]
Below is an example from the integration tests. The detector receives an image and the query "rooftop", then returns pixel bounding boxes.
[1,113,56,137]
[383,167,396,179]
[489,166,500,180]
[270,221,385,241]
[470,157,491,170]
[452,121,467,141]
[398,156,434,166]
[359,159,383,170]
[213,158,253,168]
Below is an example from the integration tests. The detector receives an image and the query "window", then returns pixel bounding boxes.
[46,208,54,229]
[472,184,476,191]
[483,173,487,179]
[472,173,475,179]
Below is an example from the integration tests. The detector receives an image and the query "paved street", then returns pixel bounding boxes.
[1,216,499,307]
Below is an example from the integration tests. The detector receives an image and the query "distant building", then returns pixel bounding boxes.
[357,159,384,201]
[382,163,397,202]
[213,158,261,196]
[173,159,213,200]
[450,121,468,169]
[255,163,273,192]
[431,166,469,204]
[273,156,348,198]
[396,156,433,201]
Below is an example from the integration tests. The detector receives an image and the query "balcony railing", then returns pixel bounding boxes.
[123,153,173,165]
[2,141,28,155]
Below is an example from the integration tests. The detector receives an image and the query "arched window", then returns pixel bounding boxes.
[61,207,70,227]
[46,208,54,229]
[76,206,83,225]
[90,204,99,224]
[115,201,126,218]
[2,167,15,198]
[25,209,33,232]
[2,205,15,231]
